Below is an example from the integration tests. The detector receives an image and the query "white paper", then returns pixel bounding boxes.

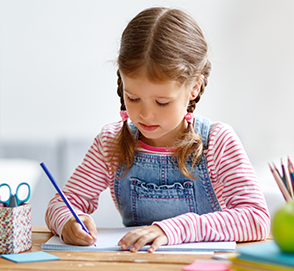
[42,227,236,252]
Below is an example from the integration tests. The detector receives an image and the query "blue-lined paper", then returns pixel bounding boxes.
[42,227,236,252]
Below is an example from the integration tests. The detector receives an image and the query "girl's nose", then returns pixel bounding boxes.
[139,103,153,119]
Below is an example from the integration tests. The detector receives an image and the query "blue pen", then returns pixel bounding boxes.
[40,162,95,244]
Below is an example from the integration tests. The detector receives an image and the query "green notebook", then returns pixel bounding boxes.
[237,240,294,267]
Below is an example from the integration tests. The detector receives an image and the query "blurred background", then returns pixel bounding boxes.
[0,0,293,226]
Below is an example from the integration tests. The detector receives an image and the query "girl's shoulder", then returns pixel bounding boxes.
[210,121,234,135]
[208,120,243,149]
[91,121,123,151]
[97,121,123,140]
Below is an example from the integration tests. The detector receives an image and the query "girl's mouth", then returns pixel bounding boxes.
[139,123,159,132]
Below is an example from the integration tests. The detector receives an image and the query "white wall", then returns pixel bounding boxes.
[1,0,294,221]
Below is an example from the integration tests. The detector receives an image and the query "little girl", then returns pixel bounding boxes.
[46,7,270,253]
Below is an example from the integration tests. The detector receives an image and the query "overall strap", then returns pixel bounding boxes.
[128,122,140,140]
[194,115,211,148]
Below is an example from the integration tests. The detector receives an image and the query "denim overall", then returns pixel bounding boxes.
[114,115,222,227]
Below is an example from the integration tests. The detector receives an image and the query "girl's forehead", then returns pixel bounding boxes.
[122,74,189,98]
[120,65,184,85]
[121,72,183,89]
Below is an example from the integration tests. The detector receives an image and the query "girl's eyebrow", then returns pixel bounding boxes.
[124,90,136,96]
[156,96,173,100]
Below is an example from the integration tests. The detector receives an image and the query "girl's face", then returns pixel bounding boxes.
[121,73,200,148]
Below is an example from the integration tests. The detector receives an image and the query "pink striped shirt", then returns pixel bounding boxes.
[45,121,270,244]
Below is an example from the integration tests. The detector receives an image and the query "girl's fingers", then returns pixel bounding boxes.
[119,225,168,252]
[82,216,97,243]
[63,222,86,245]
[65,224,92,245]
[118,229,141,250]
[148,235,168,253]
[130,233,152,252]
[62,215,96,246]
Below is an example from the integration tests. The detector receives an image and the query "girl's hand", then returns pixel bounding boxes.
[62,215,97,246]
[118,225,168,253]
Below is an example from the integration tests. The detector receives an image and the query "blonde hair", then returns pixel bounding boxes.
[110,7,211,178]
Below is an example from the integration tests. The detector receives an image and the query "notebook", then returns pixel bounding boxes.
[42,227,236,252]
[237,240,294,267]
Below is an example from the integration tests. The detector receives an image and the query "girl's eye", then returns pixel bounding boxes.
[127,96,139,103]
[156,101,169,107]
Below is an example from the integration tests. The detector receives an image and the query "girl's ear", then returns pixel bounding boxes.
[190,75,204,100]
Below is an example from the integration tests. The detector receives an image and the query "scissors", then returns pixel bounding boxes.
[0,182,31,207]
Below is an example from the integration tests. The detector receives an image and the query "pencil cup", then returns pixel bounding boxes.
[0,203,32,254]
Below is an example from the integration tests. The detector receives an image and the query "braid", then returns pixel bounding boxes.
[187,99,197,114]
[109,70,137,174]
[197,60,211,102]
[117,70,126,111]
[174,62,210,179]
[187,60,211,112]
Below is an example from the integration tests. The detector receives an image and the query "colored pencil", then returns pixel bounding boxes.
[269,163,292,202]
[288,156,294,171]
[40,162,96,246]
[281,159,293,197]
[288,157,294,193]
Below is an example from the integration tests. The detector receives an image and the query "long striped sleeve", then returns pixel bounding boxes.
[153,122,271,244]
[45,121,271,243]
[45,122,121,237]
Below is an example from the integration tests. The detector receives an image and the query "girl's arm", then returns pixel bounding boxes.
[153,122,271,245]
[45,125,115,237]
